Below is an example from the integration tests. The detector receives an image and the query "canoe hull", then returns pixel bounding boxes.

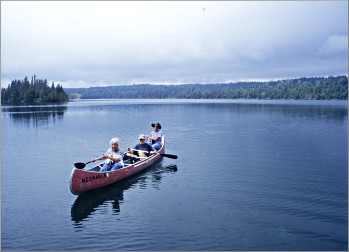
[69,137,165,195]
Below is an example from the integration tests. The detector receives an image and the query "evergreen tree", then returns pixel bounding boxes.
[1,75,70,104]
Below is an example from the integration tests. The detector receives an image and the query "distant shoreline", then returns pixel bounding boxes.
[2,99,347,108]
[65,76,348,100]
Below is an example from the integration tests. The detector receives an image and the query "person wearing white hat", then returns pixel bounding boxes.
[126,134,157,162]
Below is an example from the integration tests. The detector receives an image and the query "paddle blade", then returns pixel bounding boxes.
[160,153,178,159]
[74,162,86,169]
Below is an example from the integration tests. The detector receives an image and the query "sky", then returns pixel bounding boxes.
[1,1,348,88]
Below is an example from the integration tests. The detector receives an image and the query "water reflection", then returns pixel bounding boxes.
[2,105,67,126]
[71,163,177,227]
[95,101,347,124]
[262,103,348,121]
[185,102,348,121]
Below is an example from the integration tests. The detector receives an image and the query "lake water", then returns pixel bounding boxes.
[1,99,348,250]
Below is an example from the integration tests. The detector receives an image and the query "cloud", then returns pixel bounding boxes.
[317,35,348,57]
[1,1,348,88]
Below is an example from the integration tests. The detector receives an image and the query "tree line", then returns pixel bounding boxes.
[1,75,70,104]
[66,76,348,100]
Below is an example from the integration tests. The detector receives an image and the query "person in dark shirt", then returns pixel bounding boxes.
[126,134,157,162]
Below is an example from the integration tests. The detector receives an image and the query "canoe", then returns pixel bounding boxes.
[69,136,165,195]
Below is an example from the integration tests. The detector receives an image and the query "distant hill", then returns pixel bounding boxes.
[66,75,347,100]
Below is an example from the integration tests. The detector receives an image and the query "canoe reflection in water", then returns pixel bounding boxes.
[71,162,177,226]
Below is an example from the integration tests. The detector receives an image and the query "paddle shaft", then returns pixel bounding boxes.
[74,155,104,169]
[130,149,178,159]
[130,148,155,153]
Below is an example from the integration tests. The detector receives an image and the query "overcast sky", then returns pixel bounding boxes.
[1,1,348,88]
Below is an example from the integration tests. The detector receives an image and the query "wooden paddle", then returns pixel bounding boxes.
[74,156,104,169]
[130,149,178,159]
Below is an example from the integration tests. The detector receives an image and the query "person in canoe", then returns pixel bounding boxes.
[146,122,163,151]
[92,137,124,172]
[125,134,157,162]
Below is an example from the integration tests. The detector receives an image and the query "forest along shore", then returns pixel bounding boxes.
[1,75,69,104]
[66,76,347,100]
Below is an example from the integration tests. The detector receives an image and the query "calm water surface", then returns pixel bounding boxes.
[1,99,348,250]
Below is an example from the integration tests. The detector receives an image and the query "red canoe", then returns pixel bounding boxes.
[69,136,165,195]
